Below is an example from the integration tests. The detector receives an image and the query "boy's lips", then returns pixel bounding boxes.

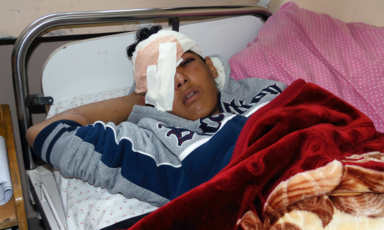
[183,88,199,105]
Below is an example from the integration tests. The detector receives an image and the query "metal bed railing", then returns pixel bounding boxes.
[11,5,271,170]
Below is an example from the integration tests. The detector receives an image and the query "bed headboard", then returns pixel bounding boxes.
[11,6,271,170]
[42,16,263,103]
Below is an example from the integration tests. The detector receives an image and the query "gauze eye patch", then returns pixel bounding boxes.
[132,30,203,111]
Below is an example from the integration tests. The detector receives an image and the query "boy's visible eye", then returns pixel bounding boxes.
[180,58,194,66]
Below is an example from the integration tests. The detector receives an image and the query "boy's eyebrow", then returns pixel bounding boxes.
[184,50,206,63]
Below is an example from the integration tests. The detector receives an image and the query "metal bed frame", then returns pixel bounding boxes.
[11,4,271,229]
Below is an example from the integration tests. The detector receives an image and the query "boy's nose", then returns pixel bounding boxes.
[174,69,189,89]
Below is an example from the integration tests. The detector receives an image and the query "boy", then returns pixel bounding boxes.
[26,26,287,206]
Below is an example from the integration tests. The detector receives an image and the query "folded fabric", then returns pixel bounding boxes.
[0,136,13,205]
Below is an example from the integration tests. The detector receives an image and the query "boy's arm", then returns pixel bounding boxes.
[26,92,144,148]
[33,114,182,207]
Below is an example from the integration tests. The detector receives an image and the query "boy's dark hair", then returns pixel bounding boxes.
[127,25,162,58]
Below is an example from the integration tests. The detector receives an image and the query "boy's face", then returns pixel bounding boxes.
[142,51,220,120]
[171,51,220,120]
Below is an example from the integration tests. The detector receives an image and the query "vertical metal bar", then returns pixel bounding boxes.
[169,18,180,31]
[12,36,36,169]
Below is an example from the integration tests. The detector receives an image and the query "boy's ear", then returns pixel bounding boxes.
[205,57,219,79]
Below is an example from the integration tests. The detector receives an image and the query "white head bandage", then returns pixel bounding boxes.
[131,30,203,111]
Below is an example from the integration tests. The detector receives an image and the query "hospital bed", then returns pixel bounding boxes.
[11,3,272,229]
[12,1,384,229]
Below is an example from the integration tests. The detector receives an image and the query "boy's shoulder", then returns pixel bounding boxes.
[216,55,287,116]
[211,54,287,96]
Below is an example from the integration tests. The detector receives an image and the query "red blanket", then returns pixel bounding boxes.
[129,80,384,230]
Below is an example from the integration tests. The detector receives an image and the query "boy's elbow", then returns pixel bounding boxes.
[26,125,40,149]
[26,109,91,149]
